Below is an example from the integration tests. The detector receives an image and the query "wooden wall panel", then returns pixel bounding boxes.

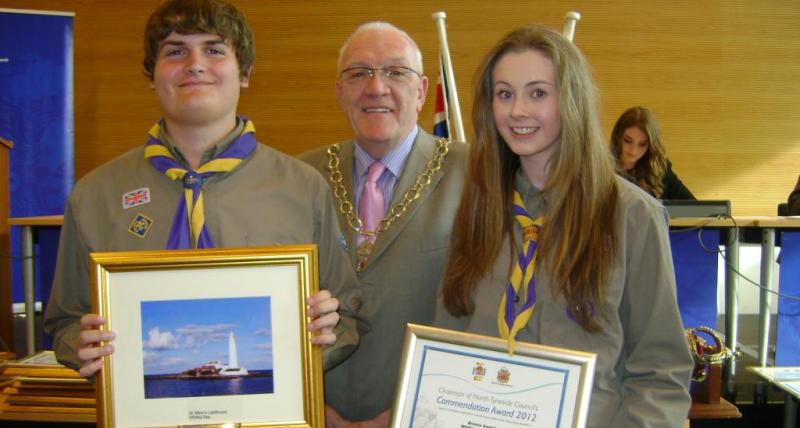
[2,0,798,216]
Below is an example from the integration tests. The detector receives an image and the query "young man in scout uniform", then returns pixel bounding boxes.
[44,0,361,378]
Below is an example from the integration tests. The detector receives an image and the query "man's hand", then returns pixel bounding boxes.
[77,313,115,377]
[348,409,390,428]
[324,405,390,428]
[307,290,340,346]
[325,404,352,428]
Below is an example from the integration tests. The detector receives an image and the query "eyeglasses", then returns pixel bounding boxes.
[340,66,421,85]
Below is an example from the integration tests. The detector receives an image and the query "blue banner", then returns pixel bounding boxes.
[670,229,720,329]
[776,231,800,366]
[0,10,74,308]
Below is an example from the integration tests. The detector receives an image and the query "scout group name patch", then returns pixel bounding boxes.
[128,213,154,238]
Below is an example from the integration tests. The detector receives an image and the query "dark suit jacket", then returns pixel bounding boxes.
[661,160,695,200]
[299,130,468,420]
[789,175,800,215]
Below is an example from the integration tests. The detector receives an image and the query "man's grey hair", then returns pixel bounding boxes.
[337,21,424,74]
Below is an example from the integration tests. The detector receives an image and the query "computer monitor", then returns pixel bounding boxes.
[661,199,731,218]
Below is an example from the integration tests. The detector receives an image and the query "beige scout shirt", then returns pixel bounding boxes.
[435,173,693,428]
[43,124,362,372]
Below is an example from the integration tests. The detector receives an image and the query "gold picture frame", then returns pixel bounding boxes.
[391,324,596,428]
[91,245,322,428]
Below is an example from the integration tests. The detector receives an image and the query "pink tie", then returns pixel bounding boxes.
[358,161,386,245]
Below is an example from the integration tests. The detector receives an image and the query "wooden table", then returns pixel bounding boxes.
[688,397,742,422]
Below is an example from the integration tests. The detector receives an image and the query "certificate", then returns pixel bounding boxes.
[392,324,595,428]
[91,245,323,428]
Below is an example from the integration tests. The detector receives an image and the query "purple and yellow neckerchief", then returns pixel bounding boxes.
[497,190,543,355]
[144,117,257,249]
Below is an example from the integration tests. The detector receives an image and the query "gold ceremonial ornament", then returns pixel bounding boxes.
[326,139,451,272]
[684,326,733,382]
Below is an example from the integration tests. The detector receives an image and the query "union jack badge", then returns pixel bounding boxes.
[128,213,154,239]
[122,187,151,209]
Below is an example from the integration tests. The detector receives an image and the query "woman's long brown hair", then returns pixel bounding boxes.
[442,25,619,332]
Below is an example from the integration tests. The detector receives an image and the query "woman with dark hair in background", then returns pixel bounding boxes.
[610,106,695,200]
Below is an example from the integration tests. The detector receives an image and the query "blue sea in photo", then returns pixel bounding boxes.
[144,370,274,399]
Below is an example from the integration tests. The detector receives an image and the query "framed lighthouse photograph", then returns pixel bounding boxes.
[139,296,275,399]
[90,245,323,428]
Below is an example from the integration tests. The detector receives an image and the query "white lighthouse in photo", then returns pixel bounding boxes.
[221,331,248,376]
[179,331,249,378]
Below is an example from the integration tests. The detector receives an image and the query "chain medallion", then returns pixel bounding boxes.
[326,139,451,271]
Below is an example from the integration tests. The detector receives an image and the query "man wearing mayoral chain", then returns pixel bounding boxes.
[300,21,468,427]
[44,0,362,377]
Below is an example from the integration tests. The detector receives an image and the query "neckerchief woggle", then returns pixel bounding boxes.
[497,190,543,355]
[144,117,257,249]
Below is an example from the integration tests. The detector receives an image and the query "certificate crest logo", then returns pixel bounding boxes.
[496,366,511,384]
[128,213,154,238]
[472,362,486,381]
